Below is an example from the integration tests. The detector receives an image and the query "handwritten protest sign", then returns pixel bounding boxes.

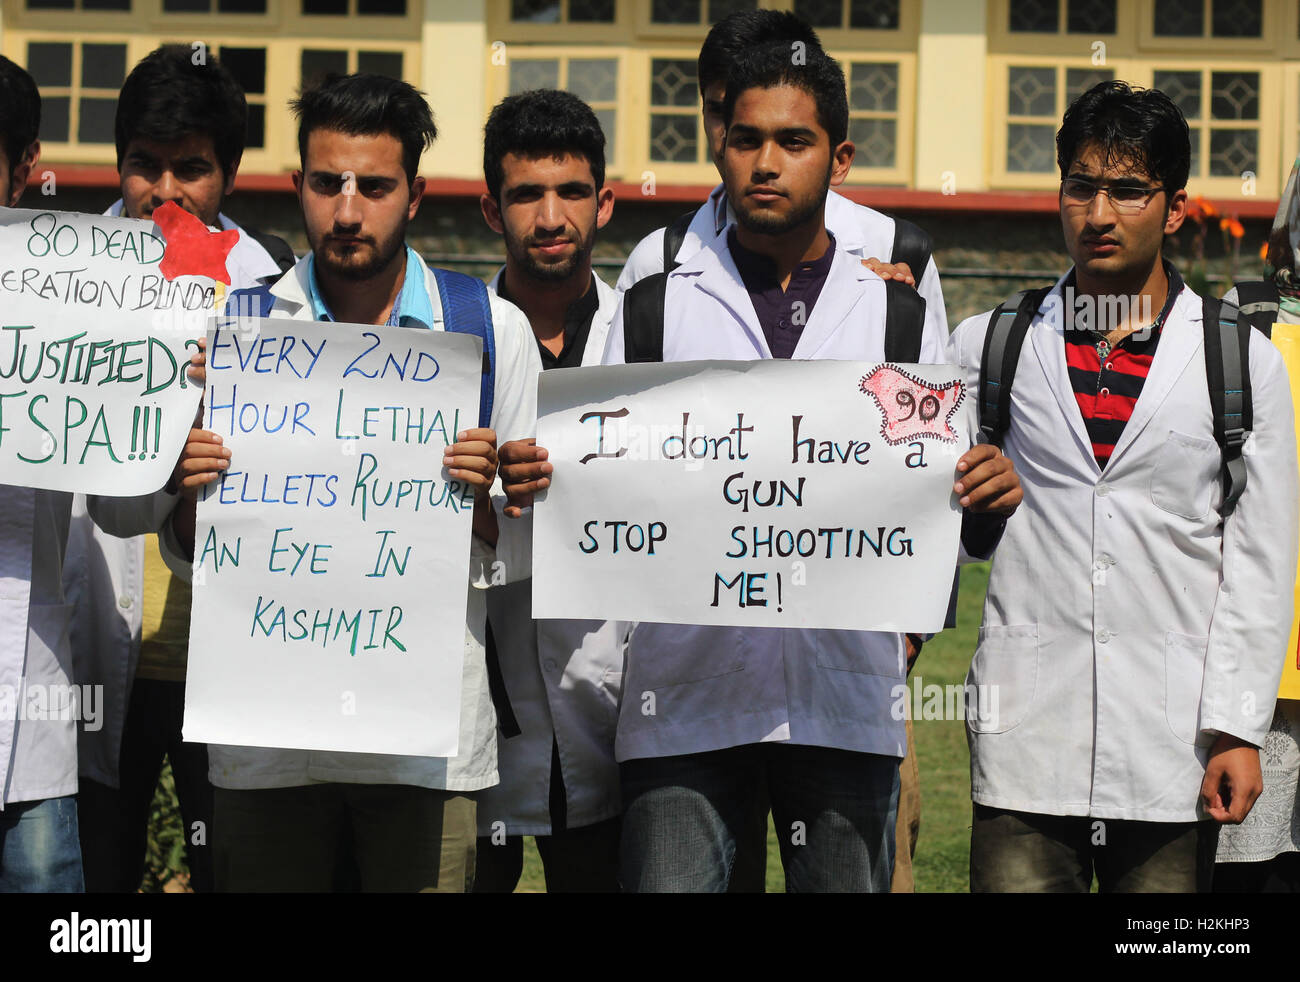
[533,359,968,632]
[184,317,482,756]
[0,206,216,494]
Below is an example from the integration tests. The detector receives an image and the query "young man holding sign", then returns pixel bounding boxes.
[171,73,540,892]
[474,89,625,892]
[0,56,40,209]
[507,45,1019,892]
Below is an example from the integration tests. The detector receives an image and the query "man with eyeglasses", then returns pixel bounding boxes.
[946,80,1299,892]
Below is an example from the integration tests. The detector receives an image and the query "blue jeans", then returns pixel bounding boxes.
[620,744,899,893]
[0,795,84,892]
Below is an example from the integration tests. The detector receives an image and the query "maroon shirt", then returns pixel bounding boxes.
[728,228,836,359]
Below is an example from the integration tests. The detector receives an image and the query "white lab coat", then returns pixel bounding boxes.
[477,268,629,835]
[947,275,1300,822]
[0,488,171,806]
[616,185,949,345]
[163,254,542,792]
[602,231,952,763]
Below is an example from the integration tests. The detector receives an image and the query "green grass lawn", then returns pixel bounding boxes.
[145,564,990,893]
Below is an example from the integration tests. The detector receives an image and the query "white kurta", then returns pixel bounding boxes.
[947,275,1300,822]
[603,232,955,764]
[164,255,542,793]
[476,269,629,835]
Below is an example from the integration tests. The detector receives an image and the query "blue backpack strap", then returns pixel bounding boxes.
[220,284,276,325]
[430,266,495,431]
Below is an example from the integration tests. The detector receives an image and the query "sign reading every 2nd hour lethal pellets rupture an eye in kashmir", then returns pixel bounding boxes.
[183,317,483,757]
[533,359,970,633]
[0,206,216,494]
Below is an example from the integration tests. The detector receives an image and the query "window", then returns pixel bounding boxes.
[219,46,267,150]
[651,0,755,25]
[25,39,127,144]
[793,0,900,30]
[846,61,899,168]
[1153,0,1262,38]
[302,0,408,14]
[510,0,615,22]
[647,57,699,163]
[1008,0,1117,33]
[163,0,267,11]
[24,0,130,8]
[1005,64,1114,172]
[1154,68,1259,178]
[301,48,405,90]
[507,57,620,162]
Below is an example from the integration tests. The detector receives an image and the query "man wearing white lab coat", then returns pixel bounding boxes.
[948,80,1299,892]
[170,74,541,892]
[596,46,1020,892]
[473,89,629,892]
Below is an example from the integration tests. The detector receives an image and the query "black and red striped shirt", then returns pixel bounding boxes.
[1062,263,1184,467]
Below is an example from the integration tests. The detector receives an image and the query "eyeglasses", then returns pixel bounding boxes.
[1060,177,1166,213]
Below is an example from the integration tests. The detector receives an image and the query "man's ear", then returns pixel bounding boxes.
[291,169,304,196]
[222,155,241,199]
[1164,187,1189,236]
[8,139,40,207]
[408,174,426,221]
[829,139,855,189]
[480,191,505,234]
[595,185,615,231]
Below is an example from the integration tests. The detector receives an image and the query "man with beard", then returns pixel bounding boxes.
[506,45,1020,892]
[472,89,625,892]
[167,73,541,891]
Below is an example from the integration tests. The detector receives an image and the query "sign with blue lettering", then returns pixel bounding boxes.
[533,359,968,631]
[183,316,482,756]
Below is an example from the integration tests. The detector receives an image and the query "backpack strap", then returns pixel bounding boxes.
[430,267,495,431]
[622,270,668,363]
[662,210,696,273]
[889,218,933,284]
[1231,280,1281,339]
[883,279,927,362]
[979,286,1051,447]
[1203,296,1254,518]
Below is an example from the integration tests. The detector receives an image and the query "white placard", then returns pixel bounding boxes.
[0,207,211,494]
[184,317,482,756]
[534,359,969,632]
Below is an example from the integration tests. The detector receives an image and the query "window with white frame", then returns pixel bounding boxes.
[650,0,754,25]
[846,61,899,169]
[510,0,615,23]
[1153,68,1259,178]
[507,56,620,163]
[647,56,700,163]
[1008,0,1117,33]
[1005,64,1114,172]
[793,0,900,29]
[25,38,128,144]
[1152,0,1262,38]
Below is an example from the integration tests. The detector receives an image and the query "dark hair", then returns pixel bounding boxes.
[1057,80,1191,194]
[0,55,40,177]
[482,89,605,201]
[722,42,848,147]
[698,8,823,96]
[292,73,437,185]
[116,46,248,179]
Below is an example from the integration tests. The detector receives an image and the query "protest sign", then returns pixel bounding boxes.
[533,359,969,633]
[0,204,218,494]
[1269,322,1300,700]
[184,317,482,756]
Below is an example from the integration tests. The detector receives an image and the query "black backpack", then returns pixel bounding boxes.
[977,285,1269,518]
